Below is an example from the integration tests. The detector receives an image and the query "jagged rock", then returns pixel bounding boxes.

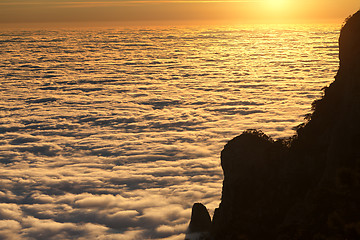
[191,10,360,240]
[188,203,211,233]
[278,10,360,239]
[212,130,289,240]
[185,203,211,240]
[339,11,360,69]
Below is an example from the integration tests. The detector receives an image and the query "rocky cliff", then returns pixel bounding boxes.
[188,10,360,240]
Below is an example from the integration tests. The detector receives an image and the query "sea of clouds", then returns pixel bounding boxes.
[0,24,339,239]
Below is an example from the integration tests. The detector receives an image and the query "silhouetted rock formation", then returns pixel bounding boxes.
[189,203,212,233]
[185,203,211,240]
[212,130,291,240]
[188,10,360,240]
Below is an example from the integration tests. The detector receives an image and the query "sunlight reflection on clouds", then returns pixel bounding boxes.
[0,24,339,239]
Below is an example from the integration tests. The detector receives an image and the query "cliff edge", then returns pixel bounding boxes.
[189,10,360,240]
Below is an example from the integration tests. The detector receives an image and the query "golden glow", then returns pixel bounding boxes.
[267,0,285,8]
[265,0,289,12]
[0,0,359,25]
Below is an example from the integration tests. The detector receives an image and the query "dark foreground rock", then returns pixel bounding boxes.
[185,203,212,240]
[189,203,212,233]
[189,10,360,240]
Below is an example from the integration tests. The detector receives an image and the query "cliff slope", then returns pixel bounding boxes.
[189,10,360,240]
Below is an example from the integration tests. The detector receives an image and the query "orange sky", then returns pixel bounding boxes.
[0,0,359,25]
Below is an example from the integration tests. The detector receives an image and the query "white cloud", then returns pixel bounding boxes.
[0,23,339,239]
[0,220,22,240]
[0,204,23,221]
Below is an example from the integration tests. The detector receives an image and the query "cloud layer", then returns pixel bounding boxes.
[0,24,339,239]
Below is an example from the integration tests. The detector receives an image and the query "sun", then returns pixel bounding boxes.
[266,0,287,10]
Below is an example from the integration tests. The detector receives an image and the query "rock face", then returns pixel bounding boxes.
[186,203,211,240]
[212,130,291,240]
[188,203,212,233]
[188,10,360,240]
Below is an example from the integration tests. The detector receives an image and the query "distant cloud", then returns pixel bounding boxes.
[0,24,339,239]
[0,0,263,7]
[1,0,356,23]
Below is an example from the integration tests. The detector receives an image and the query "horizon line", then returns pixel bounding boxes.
[0,0,263,6]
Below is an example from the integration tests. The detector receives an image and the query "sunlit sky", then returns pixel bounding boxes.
[0,0,359,25]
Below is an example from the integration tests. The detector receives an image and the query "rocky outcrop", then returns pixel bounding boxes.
[212,130,292,240]
[188,10,360,240]
[188,203,212,233]
[185,203,211,240]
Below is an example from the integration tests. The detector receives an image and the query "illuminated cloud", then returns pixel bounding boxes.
[0,0,263,6]
[0,22,340,239]
[0,0,358,23]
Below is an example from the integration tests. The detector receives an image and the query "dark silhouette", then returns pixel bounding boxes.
[186,203,212,240]
[188,10,360,240]
[189,203,212,233]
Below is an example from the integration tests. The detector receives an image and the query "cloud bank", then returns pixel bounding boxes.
[0,24,339,239]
